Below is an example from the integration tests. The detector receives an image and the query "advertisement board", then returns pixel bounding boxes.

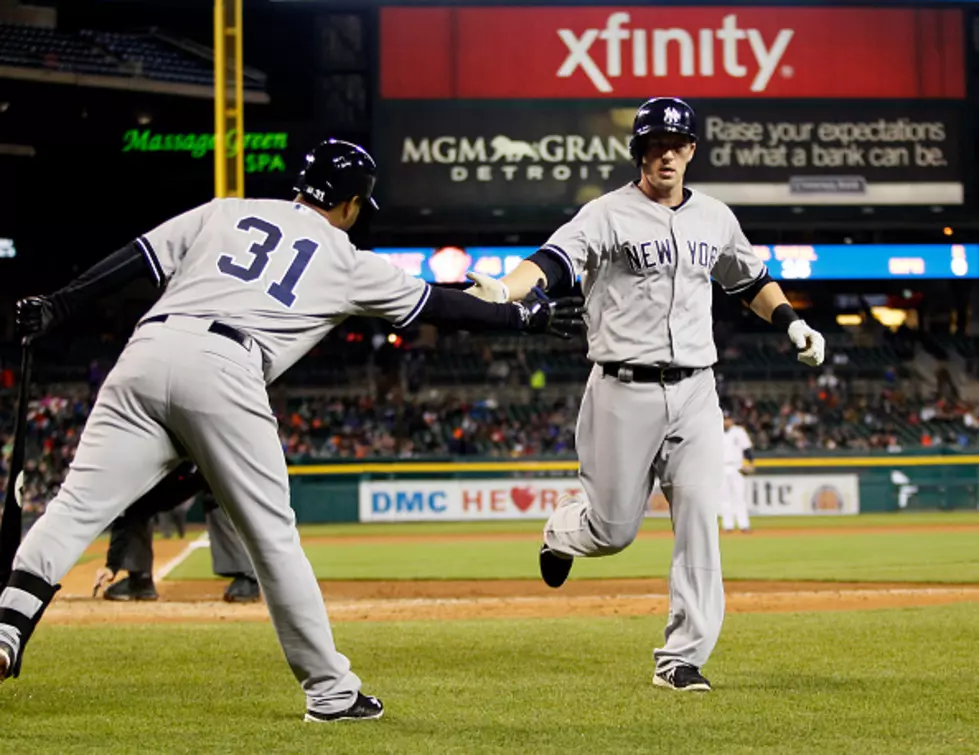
[375,101,965,208]
[358,474,859,522]
[372,244,979,283]
[380,7,965,100]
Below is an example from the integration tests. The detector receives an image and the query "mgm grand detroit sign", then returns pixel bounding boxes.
[399,133,632,184]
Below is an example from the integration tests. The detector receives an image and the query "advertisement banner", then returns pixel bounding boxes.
[375,101,965,208]
[745,474,860,516]
[359,479,586,522]
[380,7,965,100]
[358,474,859,522]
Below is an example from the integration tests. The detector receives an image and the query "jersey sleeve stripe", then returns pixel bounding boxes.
[724,265,769,295]
[393,284,431,330]
[136,236,164,287]
[540,244,575,283]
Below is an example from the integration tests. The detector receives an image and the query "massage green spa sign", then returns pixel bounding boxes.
[121,129,289,174]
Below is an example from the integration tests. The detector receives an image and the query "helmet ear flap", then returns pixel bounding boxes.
[629,133,648,167]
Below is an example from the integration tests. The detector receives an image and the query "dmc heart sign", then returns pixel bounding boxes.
[380,6,964,100]
[360,480,586,521]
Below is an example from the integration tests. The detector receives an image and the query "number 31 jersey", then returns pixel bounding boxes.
[136,198,429,384]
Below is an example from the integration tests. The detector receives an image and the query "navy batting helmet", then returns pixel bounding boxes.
[294,138,379,211]
[628,97,697,166]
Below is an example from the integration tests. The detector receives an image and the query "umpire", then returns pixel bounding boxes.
[95,462,259,602]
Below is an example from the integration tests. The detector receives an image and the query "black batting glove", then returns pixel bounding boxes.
[514,285,585,339]
[15,296,58,339]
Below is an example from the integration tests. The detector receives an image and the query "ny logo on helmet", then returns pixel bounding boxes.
[664,107,681,125]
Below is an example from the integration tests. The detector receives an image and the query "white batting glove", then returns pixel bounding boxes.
[465,272,510,303]
[787,320,826,367]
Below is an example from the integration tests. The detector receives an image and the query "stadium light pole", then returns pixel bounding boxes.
[214,0,245,198]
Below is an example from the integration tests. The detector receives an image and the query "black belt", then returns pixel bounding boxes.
[602,362,703,385]
[139,315,253,352]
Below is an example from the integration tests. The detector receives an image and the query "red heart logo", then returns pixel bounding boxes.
[511,486,535,512]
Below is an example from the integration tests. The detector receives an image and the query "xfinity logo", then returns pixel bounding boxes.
[557,12,794,93]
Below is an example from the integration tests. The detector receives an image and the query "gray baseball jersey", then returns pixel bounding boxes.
[137,198,429,383]
[540,184,767,367]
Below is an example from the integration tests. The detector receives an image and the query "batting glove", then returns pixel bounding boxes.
[514,286,584,339]
[465,272,510,303]
[15,296,57,338]
[787,320,826,367]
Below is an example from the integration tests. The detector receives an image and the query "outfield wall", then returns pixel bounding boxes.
[275,451,979,524]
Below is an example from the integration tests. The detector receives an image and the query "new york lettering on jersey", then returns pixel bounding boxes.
[621,238,719,274]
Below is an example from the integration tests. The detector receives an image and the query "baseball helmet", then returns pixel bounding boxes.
[294,138,379,211]
[628,97,697,165]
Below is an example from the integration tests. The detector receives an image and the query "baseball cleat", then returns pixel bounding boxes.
[104,574,159,602]
[539,545,573,589]
[0,641,12,682]
[304,692,384,723]
[223,575,260,603]
[654,665,712,692]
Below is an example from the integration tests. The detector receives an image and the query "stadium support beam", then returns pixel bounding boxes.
[213,0,245,198]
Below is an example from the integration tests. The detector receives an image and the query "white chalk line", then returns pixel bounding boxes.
[153,532,210,582]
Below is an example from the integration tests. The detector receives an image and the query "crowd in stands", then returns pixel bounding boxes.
[3,370,979,515]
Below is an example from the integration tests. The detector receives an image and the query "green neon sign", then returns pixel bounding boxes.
[121,129,289,173]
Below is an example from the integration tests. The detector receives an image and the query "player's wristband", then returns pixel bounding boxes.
[771,303,800,332]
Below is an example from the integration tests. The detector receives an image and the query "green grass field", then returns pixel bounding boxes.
[3,512,979,753]
[171,512,979,583]
[3,606,978,754]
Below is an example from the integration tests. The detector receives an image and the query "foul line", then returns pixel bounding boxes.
[154,532,210,582]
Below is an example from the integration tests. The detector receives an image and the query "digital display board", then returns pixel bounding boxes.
[373,244,979,283]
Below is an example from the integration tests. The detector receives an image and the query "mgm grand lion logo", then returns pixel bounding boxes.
[399,134,631,184]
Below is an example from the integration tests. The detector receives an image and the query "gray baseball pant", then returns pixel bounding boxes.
[0,317,358,713]
[205,498,256,579]
[544,365,725,673]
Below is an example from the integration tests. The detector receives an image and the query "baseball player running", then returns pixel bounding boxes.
[467,98,825,692]
[720,410,754,533]
[0,139,582,721]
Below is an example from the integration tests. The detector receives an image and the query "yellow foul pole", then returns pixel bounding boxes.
[214,0,244,198]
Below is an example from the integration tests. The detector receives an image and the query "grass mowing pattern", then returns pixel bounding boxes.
[2,605,977,754]
[171,527,979,583]
[289,511,979,539]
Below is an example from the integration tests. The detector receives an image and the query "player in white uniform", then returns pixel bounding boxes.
[467,98,825,692]
[720,410,754,533]
[0,140,582,720]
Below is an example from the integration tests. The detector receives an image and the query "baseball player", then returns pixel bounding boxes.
[0,139,582,722]
[720,410,754,533]
[467,98,825,692]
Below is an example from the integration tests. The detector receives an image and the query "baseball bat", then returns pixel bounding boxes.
[0,337,34,589]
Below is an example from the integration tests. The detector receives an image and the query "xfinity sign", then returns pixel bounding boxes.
[557,13,794,94]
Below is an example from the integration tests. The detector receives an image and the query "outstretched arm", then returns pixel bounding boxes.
[415,286,583,339]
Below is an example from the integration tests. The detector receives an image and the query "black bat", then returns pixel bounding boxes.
[0,338,34,589]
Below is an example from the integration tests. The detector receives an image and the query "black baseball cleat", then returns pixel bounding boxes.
[223,575,260,603]
[653,665,712,692]
[0,641,12,682]
[304,692,384,723]
[539,545,573,589]
[104,574,159,602]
